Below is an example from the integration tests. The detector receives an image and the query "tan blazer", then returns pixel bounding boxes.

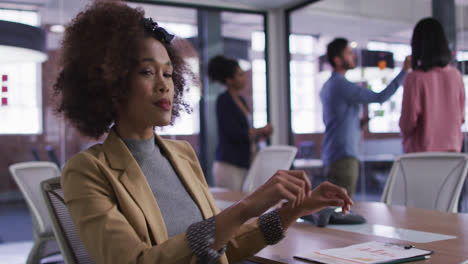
[61,130,267,264]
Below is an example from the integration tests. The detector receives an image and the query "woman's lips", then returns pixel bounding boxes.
[154,99,171,111]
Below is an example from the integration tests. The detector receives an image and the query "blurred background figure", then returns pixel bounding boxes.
[321,38,411,198]
[400,17,465,153]
[208,55,273,191]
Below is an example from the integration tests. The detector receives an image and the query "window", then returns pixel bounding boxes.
[366,41,411,133]
[0,9,38,26]
[0,9,42,134]
[290,34,326,134]
[251,31,268,128]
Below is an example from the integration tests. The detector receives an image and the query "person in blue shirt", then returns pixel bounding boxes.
[208,55,273,191]
[320,38,411,197]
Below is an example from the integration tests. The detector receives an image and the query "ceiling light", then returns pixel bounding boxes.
[50,24,65,33]
[350,41,358,48]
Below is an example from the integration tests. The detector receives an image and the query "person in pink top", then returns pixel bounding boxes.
[400,17,465,153]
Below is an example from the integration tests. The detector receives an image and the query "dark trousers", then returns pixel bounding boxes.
[324,156,359,198]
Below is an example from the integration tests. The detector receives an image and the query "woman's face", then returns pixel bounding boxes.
[117,38,174,129]
[226,66,246,90]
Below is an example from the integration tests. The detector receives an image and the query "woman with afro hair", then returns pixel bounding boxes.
[55,2,352,264]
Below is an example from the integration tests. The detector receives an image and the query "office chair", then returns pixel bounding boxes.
[381,152,468,213]
[9,162,62,264]
[242,145,297,192]
[41,177,95,264]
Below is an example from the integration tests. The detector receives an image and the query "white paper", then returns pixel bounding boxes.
[296,241,431,264]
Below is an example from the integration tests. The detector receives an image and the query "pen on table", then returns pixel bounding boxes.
[385,255,430,264]
[385,242,414,249]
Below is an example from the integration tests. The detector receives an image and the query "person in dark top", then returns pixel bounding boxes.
[208,55,273,191]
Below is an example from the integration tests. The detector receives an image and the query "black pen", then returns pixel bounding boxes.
[385,242,414,249]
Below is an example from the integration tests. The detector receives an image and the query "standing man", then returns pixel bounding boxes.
[320,38,411,197]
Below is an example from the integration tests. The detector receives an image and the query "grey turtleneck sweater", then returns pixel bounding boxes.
[122,136,203,238]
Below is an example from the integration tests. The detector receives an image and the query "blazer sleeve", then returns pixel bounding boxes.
[180,141,269,263]
[61,152,200,264]
[62,142,269,264]
[216,94,250,144]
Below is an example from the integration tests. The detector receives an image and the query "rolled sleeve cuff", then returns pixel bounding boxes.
[186,216,227,264]
[258,209,285,245]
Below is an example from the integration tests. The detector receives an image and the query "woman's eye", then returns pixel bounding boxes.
[140,69,154,75]
[164,72,173,78]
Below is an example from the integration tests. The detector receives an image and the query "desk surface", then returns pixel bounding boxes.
[294,155,396,169]
[212,191,468,264]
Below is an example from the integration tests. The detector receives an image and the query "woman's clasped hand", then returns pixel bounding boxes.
[239,170,353,220]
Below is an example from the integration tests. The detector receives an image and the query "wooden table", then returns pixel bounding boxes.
[212,191,468,264]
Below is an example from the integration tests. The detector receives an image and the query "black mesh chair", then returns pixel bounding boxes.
[41,177,94,264]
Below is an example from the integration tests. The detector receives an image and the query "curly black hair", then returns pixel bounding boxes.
[207,55,239,84]
[54,1,191,139]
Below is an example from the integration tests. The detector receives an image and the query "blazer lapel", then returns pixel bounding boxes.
[155,135,214,219]
[103,130,169,244]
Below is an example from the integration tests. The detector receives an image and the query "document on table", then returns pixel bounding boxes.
[294,241,432,264]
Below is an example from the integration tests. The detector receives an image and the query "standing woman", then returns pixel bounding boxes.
[55,2,352,264]
[208,55,273,191]
[400,17,465,153]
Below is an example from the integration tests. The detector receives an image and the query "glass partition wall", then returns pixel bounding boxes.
[0,0,269,246]
[0,0,268,198]
[288,0,435,201]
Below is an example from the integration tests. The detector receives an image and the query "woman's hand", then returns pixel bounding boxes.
[403,55,412,72]
[250,123,274,140]
[261,123,273,137]
[238,170,311,220]
[214,170,310,249]
[291,181,353,218]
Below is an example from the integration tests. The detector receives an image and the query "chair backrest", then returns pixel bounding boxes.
[41,177,95,264]
[242,145,297,192]
[381,152,468,213]
[9,161,61,235]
